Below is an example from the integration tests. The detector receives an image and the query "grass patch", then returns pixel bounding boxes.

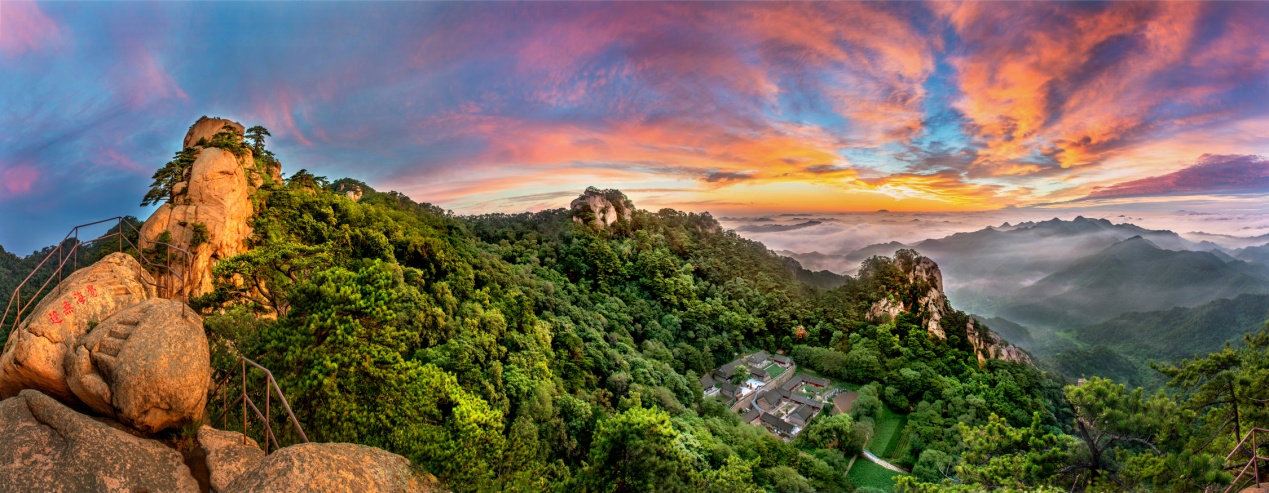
[888,426,912,462]
[847,460,899,491]
[868,406,909,457]
[764,363,787,379]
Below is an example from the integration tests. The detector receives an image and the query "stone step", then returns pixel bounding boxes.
[97,337,125,357]
[107,326,133,340]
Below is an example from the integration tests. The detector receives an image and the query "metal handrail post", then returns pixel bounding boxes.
[264,379,271,455]
[241,359,247,446]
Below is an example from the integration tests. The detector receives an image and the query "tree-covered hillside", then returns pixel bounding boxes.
[174,165,1059,492]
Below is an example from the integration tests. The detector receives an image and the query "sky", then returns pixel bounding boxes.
[3,1,1269,254]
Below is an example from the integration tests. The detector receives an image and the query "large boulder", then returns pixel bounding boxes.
[198,425,266,493]
[0,389,199,492]
[65,298,210,433]
[224,442,438,493]
[140,145,256,298]
[0,252,155,401]
[185,116,245,149]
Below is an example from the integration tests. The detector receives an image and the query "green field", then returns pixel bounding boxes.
[847,460,899,491]
[764,363,787,379]
[868,406,909,458]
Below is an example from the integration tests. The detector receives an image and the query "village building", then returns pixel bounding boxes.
[718,359,746,380]
[760,412,798,438]
[719,382,741,399]
[788,404,818,427]
[746,350,770,368]
[700,374,718,396]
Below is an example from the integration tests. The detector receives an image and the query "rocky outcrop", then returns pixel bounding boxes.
[224,442,439,493]
[0,253,155,401]
[865,254,949,339]
[0,389,199,493]
[967,318,1032,365]
[140,139,257,298]
[864,250,1030,366]
[866,297,905,323]
[336,182,364,202]
[185,116,245,149]
[198,426,266,493]
[571,188,634,229]
[65,298,210,433]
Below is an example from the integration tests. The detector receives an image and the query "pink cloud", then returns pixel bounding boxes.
[94,148,145,173]
[123,50,188,108]
[0,1,61,58]
[1,164,39,198]
[249,87,313,146]
[1086,154,1269,199]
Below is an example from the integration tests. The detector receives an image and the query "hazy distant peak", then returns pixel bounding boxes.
[1106,235,1160,252]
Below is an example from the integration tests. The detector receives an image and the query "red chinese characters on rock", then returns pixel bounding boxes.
[61,301,74,316]
[48,311,63,324]
[74,291,85,305]
[86,285,97,298]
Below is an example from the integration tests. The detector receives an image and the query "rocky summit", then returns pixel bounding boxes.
[863,251,1032,366]
[140,119,259,299]
[570,187,634,229]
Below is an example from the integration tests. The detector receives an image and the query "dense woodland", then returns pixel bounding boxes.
[4,131,1269,492]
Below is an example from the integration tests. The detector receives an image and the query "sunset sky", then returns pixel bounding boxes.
[3,1,1269,253]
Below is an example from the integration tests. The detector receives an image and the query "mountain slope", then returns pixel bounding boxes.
[997,236,1269,329]
[1073,292,1269,360]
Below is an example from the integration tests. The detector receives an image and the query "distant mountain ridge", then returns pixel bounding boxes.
[996,236,1269,330]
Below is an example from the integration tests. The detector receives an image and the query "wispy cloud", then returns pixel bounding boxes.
[1085,154,1269,200]
[0,1,62,58]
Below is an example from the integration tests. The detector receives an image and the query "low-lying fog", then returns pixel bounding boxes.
[722,199,1269,276]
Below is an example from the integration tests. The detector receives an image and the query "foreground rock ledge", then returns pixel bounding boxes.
[224,442,439,493]
[198,425,265,493]
[0,389,198,493]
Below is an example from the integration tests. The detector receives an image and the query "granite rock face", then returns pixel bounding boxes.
[224,442,438,493]
[863,251,1031,366]
[140,145,256,299]
[185,116,245,149]
[570,188,634,229]
[0,389,199,493]
[198,425,266,492]
[65,298,211,433]
[0,252,155,402]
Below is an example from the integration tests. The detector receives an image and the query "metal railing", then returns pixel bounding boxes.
[0,217,193,337]
[1224,428,1269,493]
[211,356,309,454]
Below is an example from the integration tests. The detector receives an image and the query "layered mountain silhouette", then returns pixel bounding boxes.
[995,236,1269,330]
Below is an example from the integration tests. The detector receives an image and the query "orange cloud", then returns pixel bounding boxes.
[940,2,1212,173]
